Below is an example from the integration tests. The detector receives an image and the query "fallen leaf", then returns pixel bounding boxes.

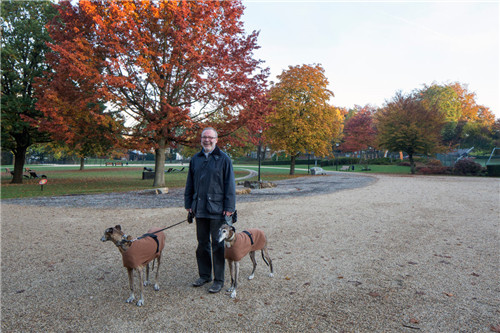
[490,324,500,332]
[368,292,381,297]
[471,272,480,277]
[238,313,243,317]
[16,290,25,294]
[337,276,344,279]
[285,276,291,280]
[443,292,454,297]
[303,282,310,286]
[410,318,420,324]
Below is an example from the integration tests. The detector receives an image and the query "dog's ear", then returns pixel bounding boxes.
[230,226,236,232]
[106,228,113,233]
[115,225,122,231]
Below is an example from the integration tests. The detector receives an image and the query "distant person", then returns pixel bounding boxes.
[184,127,236,293]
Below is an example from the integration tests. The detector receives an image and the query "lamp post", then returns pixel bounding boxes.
[257,128,263,183]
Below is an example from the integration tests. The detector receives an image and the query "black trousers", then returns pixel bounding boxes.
[195,218,225,283]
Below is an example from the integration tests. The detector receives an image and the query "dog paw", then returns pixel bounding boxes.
[154,284,160,291]
[230,290,237,299]
[126,296,135,303]
[136,299,144,306]
[269,273,274,278]
[248,274,254,280]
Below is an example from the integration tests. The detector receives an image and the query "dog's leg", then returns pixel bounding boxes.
[248,251,257,280]
[227,260,235,293]
[136,267,145,306]
[153,254,161,291]
[231,261,239,299]
[126,268,136,304]
[144,264,150,287]
[262,246,274,277]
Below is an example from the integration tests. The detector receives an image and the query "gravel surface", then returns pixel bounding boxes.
[1,173,499,332]
[1,173,375,209]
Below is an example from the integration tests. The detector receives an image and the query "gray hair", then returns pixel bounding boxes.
[202,127,218,138]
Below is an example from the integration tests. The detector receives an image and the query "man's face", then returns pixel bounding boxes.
[201,129,218,153]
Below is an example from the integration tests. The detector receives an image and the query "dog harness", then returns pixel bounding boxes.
[121,227,165,269]
[242,230,254,245]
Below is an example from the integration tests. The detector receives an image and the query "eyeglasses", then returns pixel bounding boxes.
[201,136,217,140]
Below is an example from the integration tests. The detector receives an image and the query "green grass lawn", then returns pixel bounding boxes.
[1,163,411,199]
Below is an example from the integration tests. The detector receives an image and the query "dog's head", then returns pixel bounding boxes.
[218,224,235,243]
[101,225,131,244]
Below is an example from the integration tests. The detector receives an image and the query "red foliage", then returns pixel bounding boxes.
[339,106,377,153]
[45,0,269,152]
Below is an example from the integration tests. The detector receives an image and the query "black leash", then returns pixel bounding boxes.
[145,218,189,236]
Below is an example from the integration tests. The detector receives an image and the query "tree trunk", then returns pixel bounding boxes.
[290,155,296,175]
[11,146,28,184]
[79,157,85,171]
[153,139,167,187]
[409,154,416,174]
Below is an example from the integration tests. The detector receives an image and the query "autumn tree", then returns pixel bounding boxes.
[1,1,57,183]
[376,91,446,174]
[47,0,268,186]
[419,82,496,149]
[265,64,343,175]
[339,105,377,159]
[35,20,124,171]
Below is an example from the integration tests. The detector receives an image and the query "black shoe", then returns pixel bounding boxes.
[192,278,212,287]
[208,281,223,293]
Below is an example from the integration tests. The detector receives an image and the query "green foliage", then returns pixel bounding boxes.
[1,0,57,182]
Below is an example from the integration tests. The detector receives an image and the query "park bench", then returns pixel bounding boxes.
[340,166,350,171]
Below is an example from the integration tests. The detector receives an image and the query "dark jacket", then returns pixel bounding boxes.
[184,146,236,219]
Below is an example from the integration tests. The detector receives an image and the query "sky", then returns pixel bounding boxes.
[241,1,500,118]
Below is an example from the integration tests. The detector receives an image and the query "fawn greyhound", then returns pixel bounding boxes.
[101,225,165,306]
[218,224,274,298]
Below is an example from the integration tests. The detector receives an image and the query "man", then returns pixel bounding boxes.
[184,127,236,293]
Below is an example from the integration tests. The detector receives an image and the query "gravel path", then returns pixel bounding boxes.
[1,173,499,332]
[1,172,376,209]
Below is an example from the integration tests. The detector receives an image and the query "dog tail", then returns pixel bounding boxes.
[261,251,270,267]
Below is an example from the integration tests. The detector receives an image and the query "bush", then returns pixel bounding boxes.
[453,158,484,176]
[417,166,452,175]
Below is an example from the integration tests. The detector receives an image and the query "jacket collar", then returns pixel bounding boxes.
[196,145,221,158]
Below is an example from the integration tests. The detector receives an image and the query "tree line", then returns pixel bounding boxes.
[2,0,498,185]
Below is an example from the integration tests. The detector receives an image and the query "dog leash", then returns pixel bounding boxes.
[140,218,189,237]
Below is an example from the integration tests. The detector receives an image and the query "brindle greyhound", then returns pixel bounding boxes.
[218,224,274,299]
[101,225,165,306]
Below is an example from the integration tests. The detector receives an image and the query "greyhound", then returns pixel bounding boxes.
[218,224,274,298]
[101,225,165,306]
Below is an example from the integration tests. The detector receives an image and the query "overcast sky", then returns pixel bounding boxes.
[242,1,499,118]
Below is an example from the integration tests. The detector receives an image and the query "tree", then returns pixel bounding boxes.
[420,84,461,122]
[339,105,377,157]
[265,64,343,175]
[35,25,124,170]
[48,0,268,186]
[450,82,495,125]
[376,91,446,174]
[1,0,57,183]
[419,82,496,149]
